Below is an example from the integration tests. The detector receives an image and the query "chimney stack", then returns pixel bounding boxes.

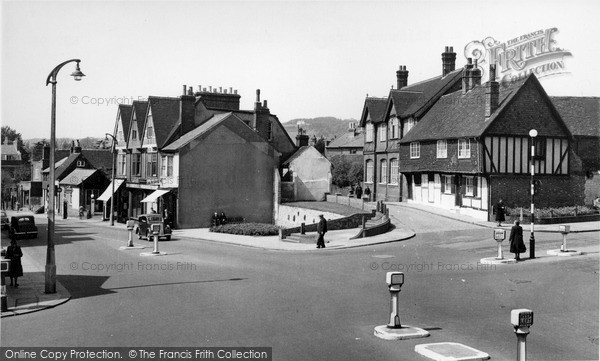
[183,85,187,95]
[396,65,409,89]
[485,64,500,118]
[470,59,482,88]
[462,58,474,94]
[296,128,309,147]
[252,89,271,141]
[180,86,197,135]
[442,46,457,77]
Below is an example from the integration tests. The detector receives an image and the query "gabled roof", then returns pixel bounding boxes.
[398,69,463,119]
[326,131,363,149]
[59,168,99,186]
[551,96,600,137]
[82,149,113,171]
[53,153,84,180]
[145,96,180,149]
[282,146,330,166]
[162,113,233,151]
[359,97,388,126]
[399,76,529,143]
[117,104,132,142]
[129,100,149,143]
[1,142,20,155]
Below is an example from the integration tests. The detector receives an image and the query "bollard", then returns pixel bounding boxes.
[559,225,570,252]
[126,220,135,247]
[494,228,506,260]
[151,224,160,254]
[1,258,9,312]
[300,222,305,235]
[386,272,404,328]
[511,309,533,361]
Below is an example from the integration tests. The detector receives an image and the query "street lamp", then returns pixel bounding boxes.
[105,133,117,226]
[45,59,85,294]
[529,129,537,259]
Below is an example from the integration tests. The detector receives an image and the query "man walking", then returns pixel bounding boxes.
[317,214,327,249]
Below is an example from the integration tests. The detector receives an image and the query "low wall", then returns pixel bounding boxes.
[350,217,391,239]
[276,204,344,228]
[326,194,372,211]
[281,211,374,237]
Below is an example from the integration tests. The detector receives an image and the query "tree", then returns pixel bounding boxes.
[314,136,327,155]
[1,126,30,163]
[330,155,364,189]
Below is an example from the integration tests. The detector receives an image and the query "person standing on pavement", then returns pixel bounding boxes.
[494,199,506,226]
[364,186,371,201]
[509,220,526,261]
[316,214,327,249]
[6,239,23,287]
[355,185,363,199]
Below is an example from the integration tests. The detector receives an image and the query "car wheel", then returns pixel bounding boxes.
[146,230,151,241]
[165,236,171,241]
[137,228,142,240]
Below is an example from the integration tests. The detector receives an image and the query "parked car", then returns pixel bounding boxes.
[135,214,171,241]
[9,215,38,240]
[1,211,8,230]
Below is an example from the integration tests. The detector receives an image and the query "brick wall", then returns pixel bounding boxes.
[489,174,586,211]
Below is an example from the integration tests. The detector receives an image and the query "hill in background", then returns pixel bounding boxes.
[282,117,360,140]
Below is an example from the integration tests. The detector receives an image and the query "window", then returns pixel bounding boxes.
[132,153,141,176]
[132,129,138,140]
[437,140,447,158]
[161,155,174,177]
[380,159,387,183]
[390,117,399,139]
[465,176,474,196]
[410,142,420,159]
[366,160,374,183]
[77,160,85,167]
[405,118,416,134]
[533,137,546,158]
[458,139,471,158]
[379,124,387,142]
[441,175,454,194]
[146,153,157,177]
[118,130,124,142]
[365,123,374,142]
[118,154,126,175]
[147,126,154,140]
[389,159,398,184]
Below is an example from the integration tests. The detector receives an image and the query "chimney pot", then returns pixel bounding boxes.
[219,86,222,93]
[209,86,212,92]
[263,99,268,108]
[224,89,228,94]
[198,85,202,92]
[183,85,187,95]
[188,86,193,95]
[256,89,261,103]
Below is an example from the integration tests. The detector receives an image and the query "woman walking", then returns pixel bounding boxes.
[509,220,527,261]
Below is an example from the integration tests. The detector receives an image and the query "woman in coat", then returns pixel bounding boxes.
[6,239,23,287]
[494,199,506,226]
[509,220,527,261]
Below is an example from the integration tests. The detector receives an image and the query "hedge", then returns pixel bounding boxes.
[209,223,280,236]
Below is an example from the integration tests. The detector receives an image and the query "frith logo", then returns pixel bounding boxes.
[464,27,572,86]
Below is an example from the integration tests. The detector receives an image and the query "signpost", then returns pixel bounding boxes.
[386,271,404,328]
[494,228,506,260]
[511,309,534,361]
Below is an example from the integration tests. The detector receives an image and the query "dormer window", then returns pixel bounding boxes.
[365,123,374,142]
[147,126,154,140]
[77,160,85,167]
[390,117,399,139]
[379,124,387,142]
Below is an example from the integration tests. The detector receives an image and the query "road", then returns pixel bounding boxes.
[1,208,598,360]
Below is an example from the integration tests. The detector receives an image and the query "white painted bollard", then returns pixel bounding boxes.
[386,272,404,328]
[151,224,160,254]
[559,225,570,252]
[494,228,506,260]
[511,309,533,361]
[126,220,135,247]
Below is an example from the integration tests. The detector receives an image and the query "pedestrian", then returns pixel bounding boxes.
[6,239,23,288]
[494,199,506,226]
[316,214,327,249]
[509,220,526,261]
[364,186,371,201]
[348,184,355,196]
[355,185,363,199]
[220,212,227,225]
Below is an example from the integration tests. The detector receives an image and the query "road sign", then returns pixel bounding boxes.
[494,229,506,242]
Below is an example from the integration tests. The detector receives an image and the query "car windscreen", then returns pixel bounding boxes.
[147,216,162,222]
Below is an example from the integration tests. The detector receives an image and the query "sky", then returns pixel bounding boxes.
[1,0,599,141]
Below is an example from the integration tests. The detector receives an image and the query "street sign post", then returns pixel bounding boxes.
[511,309,534,361]
[494,229,506,260]
[126,220,135,247]
[151,224,160,254]
[386,271,404,328]
[559,225,570,252]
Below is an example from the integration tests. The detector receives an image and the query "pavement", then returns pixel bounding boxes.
[1,202,598,319]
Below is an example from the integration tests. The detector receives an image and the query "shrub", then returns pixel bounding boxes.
[209,222,280,236]
[506,206,598,218]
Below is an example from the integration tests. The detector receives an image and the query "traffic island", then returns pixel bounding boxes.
[374,325,429,340]
[119,245,146,250]
[546,249,582,257]
[139,251,167,257]
[415,342,490,361]
[479,228,516,264]
[479,257,517,265]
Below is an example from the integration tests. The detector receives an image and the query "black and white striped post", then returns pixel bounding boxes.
[529,129,537,259]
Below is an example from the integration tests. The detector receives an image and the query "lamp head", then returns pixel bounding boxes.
[70,62,85,81]
[529,129,538,138]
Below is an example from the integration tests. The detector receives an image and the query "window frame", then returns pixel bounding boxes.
[379,124,387,142]
[390,117,399,139]
[365,159,374,183]
[389,159,399,184]
[458,139,471,159]
[365,123,374,142]
[410,142,420,159]
[437,140,448,158]
[379,159,388,184]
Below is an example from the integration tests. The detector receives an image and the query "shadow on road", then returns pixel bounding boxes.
[108,278,248,291]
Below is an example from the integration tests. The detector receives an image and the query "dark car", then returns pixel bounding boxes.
[135,214,171,241]
[1,211,8,230]
[9,215,38,240]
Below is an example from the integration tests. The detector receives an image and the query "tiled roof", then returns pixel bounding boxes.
[59,168,98,186]
[282,146,311,166]
[551,96,600,137]
[53,153,81,179]
[162,113,233,151]
[147,97,180,149]
[118,104,133,140]
[1,142,20,155]
[326,131,363,149]
[398,69,463,118]
[132,100,149,137]
[359,97,388,126]
[399,76,528,143]
[82,149,113,171]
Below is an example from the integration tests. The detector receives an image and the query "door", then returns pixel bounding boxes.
[428,173,434,203]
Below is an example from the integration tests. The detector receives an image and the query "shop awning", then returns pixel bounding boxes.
[97,179,125,202]
[141,189,170,203]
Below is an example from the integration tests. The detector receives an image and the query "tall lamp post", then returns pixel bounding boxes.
[105,133,117,226]
[529,129,537,259]
[45,59,85,293]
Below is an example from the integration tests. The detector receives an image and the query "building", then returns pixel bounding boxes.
[281,137,332,202]
[109,85,297,228]
[360,46,583,220]
[1,140,27,209]
[325,122,363,163]
[551,96,600,204]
